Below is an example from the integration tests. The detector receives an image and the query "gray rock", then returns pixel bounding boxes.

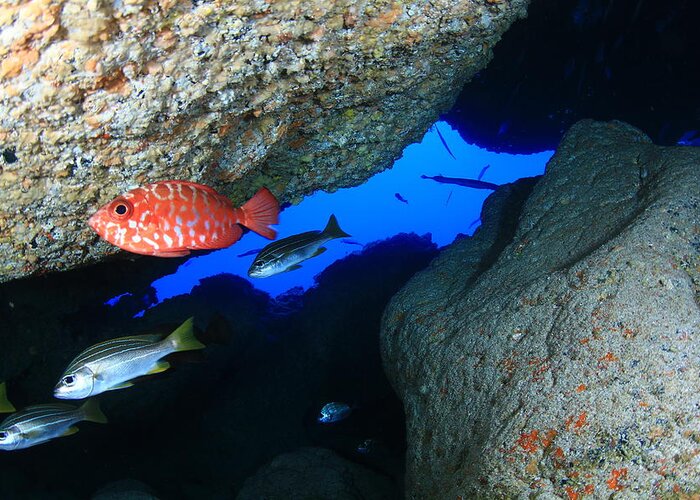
[381,120,700,497]
[0,0,529,282]
[91,479,159,500]
[236,447,399,500]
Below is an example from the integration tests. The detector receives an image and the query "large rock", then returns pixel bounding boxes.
[236,447,398,500]
[381,120,700,497]
[0,0,529,282]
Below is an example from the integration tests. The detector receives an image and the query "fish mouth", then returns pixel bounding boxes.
[53,385,69,400]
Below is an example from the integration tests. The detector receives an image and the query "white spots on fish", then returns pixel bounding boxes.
[198,234,205,243]
[152,232,160,240]
[189,184,197,205]
[214,220,222,229]
[142,237,159,250]
[176,183,188,201]
[151,204,160,215]
[168,201,176,219]
[212,232,218,240]
[189,228,195,238]
[128,220,137,229]
[204,220,211,232]
[180,205,187,212]
[163,234,173,247]
[131,235,142,243]
[163,220,171,231]
[190,239,196,246]
[166,183,174,201]
[174,225,183,247]
[176,215,183,226]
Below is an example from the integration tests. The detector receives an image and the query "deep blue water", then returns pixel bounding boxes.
[114,121,551,312]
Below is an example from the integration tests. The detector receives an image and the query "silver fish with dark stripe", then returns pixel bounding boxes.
[54,317,204,399]
[0,400,107,450]
[248,214,350,278]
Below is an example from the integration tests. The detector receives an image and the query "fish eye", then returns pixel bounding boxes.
[0,432,7,440]
[109,199,133,219]
[62,375,76,386]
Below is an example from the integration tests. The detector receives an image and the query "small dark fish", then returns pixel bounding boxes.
[468,218,481,230]
[433,124,457,161]
[237,248,264,258]
[394,193,409,204]
[497,120,511,137]
[248,214,350,278]
[318,402,352,424]
[477,164,490,181]
[342,239,364,247]
[421,174,500,191]
[0,386,107,451]
[445,190,453,206]
[357,438,375,454]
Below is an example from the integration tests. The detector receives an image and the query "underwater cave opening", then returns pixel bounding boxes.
[106,120,552,314]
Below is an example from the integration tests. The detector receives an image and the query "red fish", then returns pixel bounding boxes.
[88,181,279,257]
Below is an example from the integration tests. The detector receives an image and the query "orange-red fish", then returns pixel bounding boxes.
[88,181,279,257]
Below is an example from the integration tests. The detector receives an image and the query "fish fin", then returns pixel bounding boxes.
[284,265,302,273]
[322,214,351,239]
[312,247,327,257]
[107,381,134,391]
[154,249,191,257]
[80,399,108,424]
[165,317,205,353]
[0,382,16,414]
[60,426,79,437]
[147,360,170,375]
[239,187,279,240]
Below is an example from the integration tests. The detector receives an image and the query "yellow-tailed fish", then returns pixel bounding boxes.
[248,214,350,278]
[0,384,106,451]
[54,317,204,399]
[0,383,16,414]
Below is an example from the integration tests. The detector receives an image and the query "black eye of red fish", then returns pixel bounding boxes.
[109,199,133,220]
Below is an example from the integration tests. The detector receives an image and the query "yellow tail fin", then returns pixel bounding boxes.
[166,317,205,352]
[80,398,108,424]
[0,382,16,414]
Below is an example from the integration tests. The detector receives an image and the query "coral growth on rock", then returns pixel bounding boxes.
[0,0,528,282]
[381,120,700,497]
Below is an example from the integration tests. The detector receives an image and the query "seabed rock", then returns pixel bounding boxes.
[381,120,700,497]
[0,0,528,282]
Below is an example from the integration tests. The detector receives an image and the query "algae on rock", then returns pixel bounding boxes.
[0,0,529,282]
[381,120,700,497]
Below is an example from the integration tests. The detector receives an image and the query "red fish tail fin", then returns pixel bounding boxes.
[239,187,279,239]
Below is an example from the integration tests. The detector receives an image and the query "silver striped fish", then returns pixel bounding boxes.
[54,317,204,399]
[247,214,350,278]
[0,399,107,450]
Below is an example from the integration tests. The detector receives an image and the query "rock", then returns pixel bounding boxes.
[0,0,529,283]
[445,0,700,153]
[381,120,700,497]
[92,479,159,500]
[236,447,398,500]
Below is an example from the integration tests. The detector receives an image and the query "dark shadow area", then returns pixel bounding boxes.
[445,0,700,153]
[0,233,438,498]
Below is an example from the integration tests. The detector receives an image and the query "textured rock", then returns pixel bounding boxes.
[236,447,398,500]
[381,120,700,497]
[0,0,529,282]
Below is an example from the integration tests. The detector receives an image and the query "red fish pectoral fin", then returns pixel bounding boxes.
[239,187,279,240]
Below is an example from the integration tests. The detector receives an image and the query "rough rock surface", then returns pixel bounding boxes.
[381,120,700,497]
[0,0,528,283]
[236,447,398,500]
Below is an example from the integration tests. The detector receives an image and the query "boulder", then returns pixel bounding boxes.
[0,0,528,282]
[381,120,700,497]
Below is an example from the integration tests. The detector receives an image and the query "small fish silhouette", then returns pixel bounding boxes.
[394,193,409,204]
[433,124,457,160]
[421,174,500,191]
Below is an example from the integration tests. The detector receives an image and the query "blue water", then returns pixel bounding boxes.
[112,121,551,310]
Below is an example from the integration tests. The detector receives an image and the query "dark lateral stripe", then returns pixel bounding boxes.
[256,231,323,259]
[65,336,158,372]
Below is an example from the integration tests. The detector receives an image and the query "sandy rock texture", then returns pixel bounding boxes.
[381,120,700,497]
[0,0,528,282]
